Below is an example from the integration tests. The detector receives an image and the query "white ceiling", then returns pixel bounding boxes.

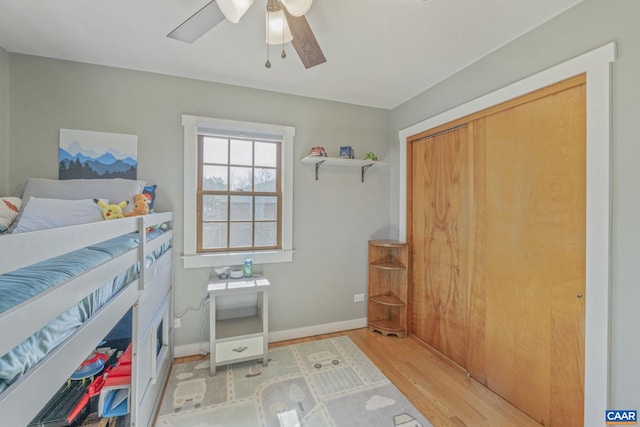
[0,0,582,109]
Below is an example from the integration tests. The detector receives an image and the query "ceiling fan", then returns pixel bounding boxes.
[167,0,326,69]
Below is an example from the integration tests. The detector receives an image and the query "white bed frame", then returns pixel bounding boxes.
[0,212,174,427]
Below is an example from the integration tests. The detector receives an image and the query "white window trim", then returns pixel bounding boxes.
[182,115,295,268]
[398,42,615,427]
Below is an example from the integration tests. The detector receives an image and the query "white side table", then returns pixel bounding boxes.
[207,276,270,375]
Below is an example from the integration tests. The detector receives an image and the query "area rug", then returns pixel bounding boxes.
[156,336,432,427]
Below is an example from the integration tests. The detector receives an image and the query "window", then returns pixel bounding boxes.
[182,115,294,268]
[198,135,281,252]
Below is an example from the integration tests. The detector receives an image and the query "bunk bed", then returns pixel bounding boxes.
[0,180,174,427]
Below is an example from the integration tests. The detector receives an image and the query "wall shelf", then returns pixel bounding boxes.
[300,155,387,182]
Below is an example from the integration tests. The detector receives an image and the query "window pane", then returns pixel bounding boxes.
[202,222,228,249]
[230,167,252,191]
[203,165,228,190]
[203,195,228,221]
[254,168,276,192]
[255,142,277,167]
[230,196,253,221]
[230,139,253,166]
[203,137,228,164]
[255,196,277,220]
[255,222,277,247]
[230,222,252,247]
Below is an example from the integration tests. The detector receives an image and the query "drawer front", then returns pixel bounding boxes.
[216,336,263,364]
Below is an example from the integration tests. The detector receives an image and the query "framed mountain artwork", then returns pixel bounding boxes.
[59,128,138,180]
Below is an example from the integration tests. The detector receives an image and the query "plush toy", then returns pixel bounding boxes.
[94,199,128,220]
[142,184,157,211]
[124,194,149,217]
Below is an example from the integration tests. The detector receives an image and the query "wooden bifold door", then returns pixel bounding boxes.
[408,75,586,427]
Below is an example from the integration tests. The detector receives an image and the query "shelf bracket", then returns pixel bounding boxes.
[314,160,326,180]
[361,164,374,183]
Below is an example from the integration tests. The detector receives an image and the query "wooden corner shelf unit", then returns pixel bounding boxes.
[367,240,408,337]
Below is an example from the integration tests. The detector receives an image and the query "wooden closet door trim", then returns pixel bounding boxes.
[465,119,486,384]
[407,73,585,144]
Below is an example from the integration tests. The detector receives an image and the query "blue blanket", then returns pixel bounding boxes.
[0,229,168,392]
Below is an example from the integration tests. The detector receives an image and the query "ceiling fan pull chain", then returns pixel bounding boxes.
[281,5,287,59]
[265,8,272,68]
[266,46,272,68]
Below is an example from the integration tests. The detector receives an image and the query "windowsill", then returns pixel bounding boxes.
[182,249,294,269]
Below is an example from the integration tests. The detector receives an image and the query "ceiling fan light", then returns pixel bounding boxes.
[216,0,254,24]
[281,0,313,17]
[265,9,293,45]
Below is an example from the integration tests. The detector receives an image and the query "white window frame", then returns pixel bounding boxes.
[182,115,294,268]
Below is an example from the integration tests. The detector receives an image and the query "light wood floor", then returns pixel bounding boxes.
[174,328,541,427]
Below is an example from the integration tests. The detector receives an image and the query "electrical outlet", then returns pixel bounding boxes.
[173,317,181,328]
[353,293,365,302]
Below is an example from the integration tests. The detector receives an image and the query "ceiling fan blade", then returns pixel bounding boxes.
[283,8,326,69]
[167,0,225,44]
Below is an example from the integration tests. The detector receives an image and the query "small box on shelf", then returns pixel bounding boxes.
[339,146,355,159]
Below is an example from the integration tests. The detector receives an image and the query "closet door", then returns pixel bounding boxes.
[408,76,586,426]
[468,81,586,426]
[408,125,471,367]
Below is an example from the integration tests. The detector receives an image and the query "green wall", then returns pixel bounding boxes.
[391,0,639,411]
[0,47,9,194]
[6,55,392,350]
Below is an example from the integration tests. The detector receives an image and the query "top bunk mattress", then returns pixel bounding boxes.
[0,228,171,393]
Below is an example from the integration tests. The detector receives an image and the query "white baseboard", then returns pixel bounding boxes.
[173,342,209,359]
[173,317,367,359]
[267,317,367,343]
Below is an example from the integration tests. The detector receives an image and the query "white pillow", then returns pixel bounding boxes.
[0,197,22,232]
[13,197,106,233]
[21,178,145,213]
